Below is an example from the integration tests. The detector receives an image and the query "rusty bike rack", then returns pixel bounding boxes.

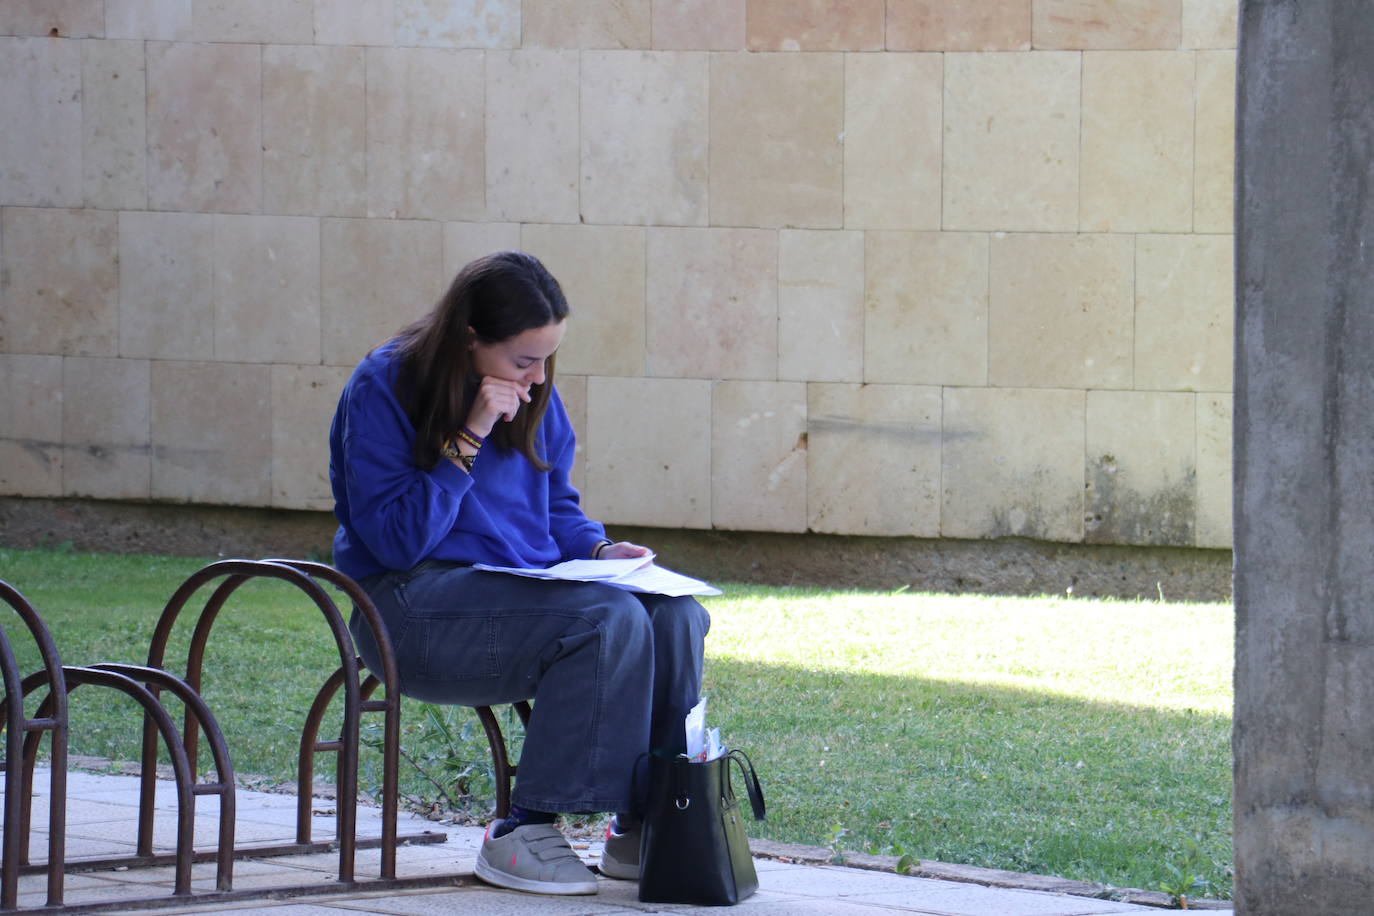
[0,580,68,911]
[0,558,533,912]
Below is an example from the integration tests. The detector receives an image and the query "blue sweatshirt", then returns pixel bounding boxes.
[328,342,606,581]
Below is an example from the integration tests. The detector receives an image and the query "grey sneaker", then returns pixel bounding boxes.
[599,818,641,880]
[475,821,598,895]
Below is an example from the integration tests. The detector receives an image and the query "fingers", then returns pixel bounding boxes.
[602,541,651,559]
[470,377,533,429]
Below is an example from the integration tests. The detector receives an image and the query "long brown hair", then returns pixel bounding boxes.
[390,251,570,471]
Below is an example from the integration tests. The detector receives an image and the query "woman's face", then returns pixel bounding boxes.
[469,320,566,387]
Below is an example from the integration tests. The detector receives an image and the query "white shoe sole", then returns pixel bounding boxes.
[475,852,599,896]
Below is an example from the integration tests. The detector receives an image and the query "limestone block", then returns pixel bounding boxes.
[1135,234,1233,392]
[146,41,261,214]
[808,383,941,537]
[321,217,444,366]
[519,224,646,377]
[710,53,843,229]
[151,361,271,506]
[0,1,102,37]
[0,354,62,497]
[1085,390,1196,546]
[583,376,711,528]
[1081,51,1194,233]
[645,227,776,379]
[523,0,651,49]
[62,357,151,500]
[213,215,321,365]
[865,231,988,387]
[315,0,392,46]
[396,0,520,47]
[941,387,1085,541]
[1,207,118,356]
[118,211,214,360]
[0,38,82,207]
[192,0,312,43]
[105,0,193,40]
[712,381,806,532]
[555,373,588,493]
[844,53,941,230]
[942,52,1079,232]
[263,45,367,218]
[366,48,484,221]
[886,0,1031,51]
[1195,393,1231,548]
[487,51,579,223]
[581,51,708,227]
[271,364,352,510]
[82,40,146,210]
[1033,0,1181,50]
[651,0,744,50]
[1183,0,1237,49]
[778,229,863,383]
[989,233,1133,389]
[1195,50,1237,233]
[443,222,522,278]
[745,0,883,51]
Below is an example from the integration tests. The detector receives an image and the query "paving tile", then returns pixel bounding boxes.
[1,206,119,356]
[778,229,864,383]
[1195,50,1237,234]
[271,364,353,510]
[118,210,215,360]
[0,353,63,496]
[62,356,151,500]
[865,231,988,387]
[709,51,842,229]
[886,0,1031,51]
[581,51,709,227]
[263,45,367,217]
[523,0,651,49]
[104,0,194,40]
[645,227,777,379]
[942,51,1079,232]
[444,222,523,279]
[808,383,941,537]
[1080,51,1194,233]
[1183,0,1237,48]
[487,50,580,223]
[146,41,261,213]
[396,0,520,48]
[212,214,322,364]
[746,0,884,51]
[651,0,744,50]
[1134,233,1232,392]
[1033,0,1181,50]
[712,380,807,532]
[1196,393,1232,549]
[315,0,394,45]
[0,37,82,207]
[1085,391,1196,546]
[365,47,484,220]
[82,39,147,210]
[584,376,711,528]
[0,0,104,36]
[192,0,313,43]
[843,52,942,230]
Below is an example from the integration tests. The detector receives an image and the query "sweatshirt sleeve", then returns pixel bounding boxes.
[338,373,475,571]
[544,390,607,561]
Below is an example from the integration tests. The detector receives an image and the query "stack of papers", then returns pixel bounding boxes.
[473,553,721,597]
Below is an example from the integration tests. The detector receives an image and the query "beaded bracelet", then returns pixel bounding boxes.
[440,439,476,472]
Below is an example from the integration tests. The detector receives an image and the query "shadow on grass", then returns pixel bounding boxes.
[702,655,1232,899]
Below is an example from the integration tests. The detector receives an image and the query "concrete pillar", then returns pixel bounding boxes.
[1234,2,1374,913]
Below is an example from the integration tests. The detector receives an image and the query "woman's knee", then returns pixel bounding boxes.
[647,596,710,644]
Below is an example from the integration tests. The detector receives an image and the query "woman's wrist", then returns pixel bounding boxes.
[591,539,612,560]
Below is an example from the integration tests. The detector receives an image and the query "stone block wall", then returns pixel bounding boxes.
[0,0,1237,549]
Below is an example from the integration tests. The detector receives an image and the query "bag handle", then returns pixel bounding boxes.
[727,749,766,821]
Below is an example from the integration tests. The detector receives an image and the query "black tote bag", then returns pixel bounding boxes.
[638,749,766,905]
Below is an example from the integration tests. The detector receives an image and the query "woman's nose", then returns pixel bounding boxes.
[527,362,546,385]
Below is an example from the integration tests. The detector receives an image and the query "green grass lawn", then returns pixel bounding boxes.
[0,546,1233,899]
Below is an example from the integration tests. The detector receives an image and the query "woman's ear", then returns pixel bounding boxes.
[466,325,476,350]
